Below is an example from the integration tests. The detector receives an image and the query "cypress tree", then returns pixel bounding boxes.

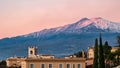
[103,41,112,59]
[116,35,120,64]
[93,38,98,68]
[98,34,105,68]
[117,36,120,47]
[103,41,112,68]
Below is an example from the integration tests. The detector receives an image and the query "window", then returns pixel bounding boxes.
[66,64,70,68]
[30,50,33,54]
[30,64,34,68]
[73,64,75,68]
[78,64,81,68]
[41,64,45,68]
[49,64,53,68]
[59,64,63,68]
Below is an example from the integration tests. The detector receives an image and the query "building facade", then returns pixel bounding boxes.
[87,47,94,59]
[6,56,25,67]
[6,47,86,68]
[21,58,85,68]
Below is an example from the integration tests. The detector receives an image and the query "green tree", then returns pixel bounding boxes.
[0,60,6,65]
[74,51,82,57]
[115,47,120,65]
[0,60,7,68]
[74,50,86,58]
[103,41,112,60]
[93,38,99,68]
[98,34,105,68]
[114,35,120,65]
[103,41,112,68]
[117,36,120,47]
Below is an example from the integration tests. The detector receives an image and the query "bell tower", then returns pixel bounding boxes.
[28,47,37,57]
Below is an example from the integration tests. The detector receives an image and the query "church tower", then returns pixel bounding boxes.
[28,47,37,57]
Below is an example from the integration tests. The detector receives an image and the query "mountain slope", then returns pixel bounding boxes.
[24,17,120,37]
[0,17,120,60]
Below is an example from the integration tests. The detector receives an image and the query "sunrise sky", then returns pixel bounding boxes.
[0,0,120,39]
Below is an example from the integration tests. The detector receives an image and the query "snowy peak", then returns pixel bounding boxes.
[90,17,102,21]
[75,17,107,29]
[77,17,89,23]
[71,17,105,29]
[24,17,120,37]
[71,17,120,31]
[90,17,111,29]
[89,17,120,31]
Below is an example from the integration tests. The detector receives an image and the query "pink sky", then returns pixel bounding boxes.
[0,0,120,39]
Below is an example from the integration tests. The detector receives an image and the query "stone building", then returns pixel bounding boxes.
[87,47,94,59]
[6,47,86,68]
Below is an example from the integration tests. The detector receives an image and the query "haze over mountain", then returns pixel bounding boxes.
[0,17,120,59]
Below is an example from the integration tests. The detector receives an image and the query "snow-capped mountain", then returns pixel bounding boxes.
[24,17,120,37]
[0,17,120,59]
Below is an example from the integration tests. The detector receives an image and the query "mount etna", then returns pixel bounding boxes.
[0,17,120,59]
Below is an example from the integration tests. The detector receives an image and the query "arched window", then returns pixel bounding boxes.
[30,50,33,54]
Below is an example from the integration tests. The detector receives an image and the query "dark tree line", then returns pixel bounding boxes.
[93,34,120,68]
[98,34,105,68]
[74,50,87,58]
[93,34,105,68]
[93,39,98,68]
